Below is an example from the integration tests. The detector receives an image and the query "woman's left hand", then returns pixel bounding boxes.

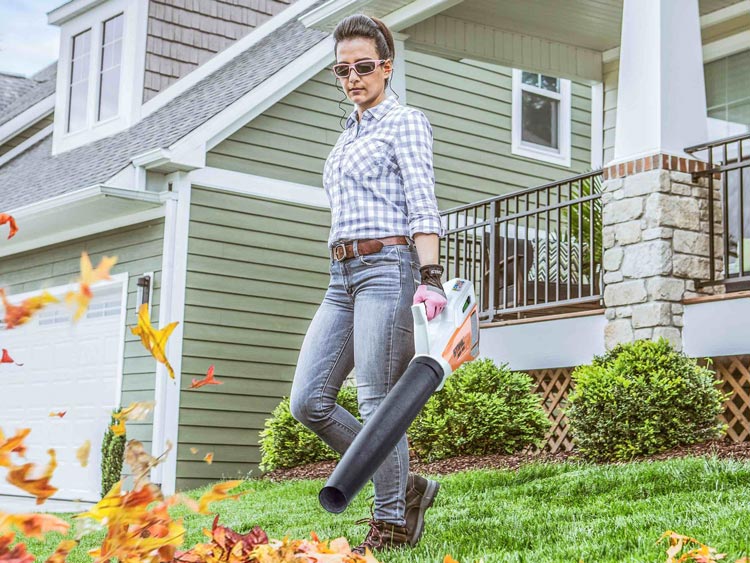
[413,285,447,321]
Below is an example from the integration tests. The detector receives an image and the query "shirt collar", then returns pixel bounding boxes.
[345,95,399,130]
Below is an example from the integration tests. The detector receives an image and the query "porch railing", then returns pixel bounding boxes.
[685,132,750,290]
[439,170,604,323]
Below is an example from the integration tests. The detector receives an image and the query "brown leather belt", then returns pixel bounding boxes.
[331,236,410,262]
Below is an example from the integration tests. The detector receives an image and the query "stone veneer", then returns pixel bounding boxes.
[601,153,721,351]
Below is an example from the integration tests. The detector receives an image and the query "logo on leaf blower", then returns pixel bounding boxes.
[451,338,467,360]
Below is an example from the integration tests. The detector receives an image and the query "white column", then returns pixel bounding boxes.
[613,0,707,164]
[392,32,408,103]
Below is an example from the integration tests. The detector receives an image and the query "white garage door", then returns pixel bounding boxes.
[0,281,125,503]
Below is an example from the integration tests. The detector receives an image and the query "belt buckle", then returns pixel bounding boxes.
[333,243,347,262]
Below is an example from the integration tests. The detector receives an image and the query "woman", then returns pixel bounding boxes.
[289,13,446,555]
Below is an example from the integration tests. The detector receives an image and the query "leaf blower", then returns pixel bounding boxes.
[318,278,480,513]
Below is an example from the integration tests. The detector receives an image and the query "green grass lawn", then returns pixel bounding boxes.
[18,456,750,563]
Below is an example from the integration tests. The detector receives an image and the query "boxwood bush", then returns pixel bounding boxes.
[259,384,361,472]
[566,338,729,461]
[408,358,551,462]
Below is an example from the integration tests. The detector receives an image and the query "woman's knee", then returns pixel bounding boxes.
[289,391,334,428]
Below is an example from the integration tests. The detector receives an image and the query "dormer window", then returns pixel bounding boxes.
[98,14,124,121]
[66,13,123,133]
[49,0,144,156]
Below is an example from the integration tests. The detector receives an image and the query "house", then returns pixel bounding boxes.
[0,0,748,511]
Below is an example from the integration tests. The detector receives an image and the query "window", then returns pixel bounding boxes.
[705,49,750,141]
[64,13,124,133]
[67,29,91,133]
[512,69,571,167]
[98,14,124,121]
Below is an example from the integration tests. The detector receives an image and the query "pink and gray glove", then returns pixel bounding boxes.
[413,264,447,321]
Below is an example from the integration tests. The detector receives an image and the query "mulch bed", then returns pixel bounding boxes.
[261,440,750,482]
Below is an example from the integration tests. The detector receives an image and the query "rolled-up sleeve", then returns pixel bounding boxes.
[393,110,445,238]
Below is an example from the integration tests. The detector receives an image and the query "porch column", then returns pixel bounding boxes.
[601,0,714,351]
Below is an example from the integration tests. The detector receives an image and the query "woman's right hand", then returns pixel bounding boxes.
[413,285,447,321]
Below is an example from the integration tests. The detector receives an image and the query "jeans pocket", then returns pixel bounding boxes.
[359,245,400,266]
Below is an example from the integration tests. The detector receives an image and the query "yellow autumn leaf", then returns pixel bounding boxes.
[130,303,178,379]
[76,440,91,467]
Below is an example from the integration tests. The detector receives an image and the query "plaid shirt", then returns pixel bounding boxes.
[323,95,444,247]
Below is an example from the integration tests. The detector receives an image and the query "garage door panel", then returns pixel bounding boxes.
[0,284,125,503]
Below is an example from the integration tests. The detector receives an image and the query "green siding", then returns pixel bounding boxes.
[0,219,165,458]
[207,48,592,211]
[176,187,330,491]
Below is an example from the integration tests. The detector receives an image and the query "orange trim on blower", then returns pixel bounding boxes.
[441,304,478,372]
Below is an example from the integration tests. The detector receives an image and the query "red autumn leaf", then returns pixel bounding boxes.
[6,449,58,505]
[48,412,66,419]
[0,215,18,240]
[190,365,223,389]
[0,350,22,366]
[0,533,33,563]
[0,288,59,329]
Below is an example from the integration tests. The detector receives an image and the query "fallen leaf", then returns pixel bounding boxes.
[124,439,172,491]
[203,452,213,464]
[0,288,59,329]
[130,303,178,379]
[6,449,58,505]
[0,533,33,563]
[44,539,78,563]
[0,349,22,366]
[64,252,118,322]
[190,365,223,389]
[110,418,126,437]
[0,214,18,240]
[76,440,91,467]
[49,411,66,418]
[190,447,198,455]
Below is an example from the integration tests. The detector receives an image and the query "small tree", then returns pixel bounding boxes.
[101,407,126,498]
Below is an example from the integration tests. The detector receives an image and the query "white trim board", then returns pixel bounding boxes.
[188,167,329,209]
[0,95,54,146]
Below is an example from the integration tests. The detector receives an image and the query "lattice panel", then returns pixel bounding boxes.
[705,355,750,442]
[527,367,575,453]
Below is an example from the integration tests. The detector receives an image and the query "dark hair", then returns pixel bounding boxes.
[332,14,395,89]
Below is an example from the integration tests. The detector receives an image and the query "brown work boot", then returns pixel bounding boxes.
[351,515,409,555]
[404,473,440,546]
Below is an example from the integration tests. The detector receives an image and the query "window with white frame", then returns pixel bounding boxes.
[65,12,124,133]
[512,69,571,167]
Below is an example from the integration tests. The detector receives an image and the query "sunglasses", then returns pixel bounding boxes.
[331,59,387,78]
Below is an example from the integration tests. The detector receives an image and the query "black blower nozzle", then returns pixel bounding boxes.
[318,355,444,513]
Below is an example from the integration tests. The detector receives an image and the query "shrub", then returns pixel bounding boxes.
[566,338,729,461]
[259,384,361,472]
[408,358,551,462]
[101,407,126,498]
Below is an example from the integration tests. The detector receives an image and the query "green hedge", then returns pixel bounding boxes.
[259,385,361,472]
[409,358,550,462]
[100,408,126,498]
[260,359,550,470]
[566,338,729,461]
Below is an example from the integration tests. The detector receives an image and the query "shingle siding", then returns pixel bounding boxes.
[143,0,296,103]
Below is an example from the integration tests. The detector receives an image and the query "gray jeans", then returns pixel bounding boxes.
[290,242,421,525]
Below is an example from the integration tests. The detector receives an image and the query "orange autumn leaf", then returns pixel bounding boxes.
[0,428,30,467]
[0,533,33,563]
[0,214,18,240]
[203,452,214,464]
[197,480,249,514]
[6,448,58,505]
[191,365,224,389]
[0,349,22,366]
[77,440,91,467]
[130,303,178,379]
[44,539,78,563]
[444,556,461,563]
[0,512,70,540]
[49,411,66,418]
[64,252,118,322]
[0,288,59,329]
[110,418,126,437]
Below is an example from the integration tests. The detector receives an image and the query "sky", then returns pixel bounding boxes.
[0,0,63,77]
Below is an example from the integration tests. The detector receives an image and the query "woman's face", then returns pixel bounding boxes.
[335,37,392,108]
